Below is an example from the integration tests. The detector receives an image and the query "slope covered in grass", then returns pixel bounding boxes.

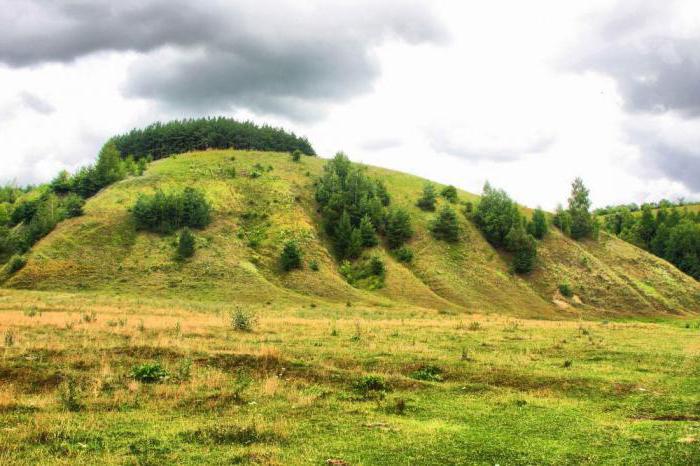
[5,150,699,316]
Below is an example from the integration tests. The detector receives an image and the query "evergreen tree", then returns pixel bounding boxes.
[176,228,196,260]
[665,220,700,279]
[359,214,378,247]
[440,185,459,203]
[527,207,548,239]
[94,141,127,189]
[638,205,656,248]
[291,150,302,162]
[473,182,520,247]
[386,208,413,249]
[506,224,537,274]
[280,240,302,271]
[416,183,437,211]
[567,177,594,240]
[334,210,354,259]
[63,194,85,218]
[347,228,363,259]
[430,205,460,242]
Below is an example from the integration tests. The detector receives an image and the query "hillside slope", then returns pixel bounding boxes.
[5,150,699,316]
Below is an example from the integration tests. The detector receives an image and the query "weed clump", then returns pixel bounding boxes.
[353,375,389,396]
[230,307,256,332]
[58,377,83,412]
[131,363,169,383]
[4,329,14,347]
[559,282,574,298]
[410,365,443,382]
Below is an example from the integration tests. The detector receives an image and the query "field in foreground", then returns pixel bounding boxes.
[0,289,698,465]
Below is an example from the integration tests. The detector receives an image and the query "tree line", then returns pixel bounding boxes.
[111,117,315,161]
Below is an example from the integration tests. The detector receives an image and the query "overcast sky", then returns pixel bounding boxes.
[1,0,699,209]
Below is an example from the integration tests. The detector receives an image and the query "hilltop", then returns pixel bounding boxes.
[4,149,698,317]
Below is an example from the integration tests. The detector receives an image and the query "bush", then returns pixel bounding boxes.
[231,307,256,332]
[63,193,85,218]
[4,254,26,274]
[308,259,319,271]
[131,363,169,383]
[528,207,548,239]
[410,365,443,382]
[393,246,414,263]
[416,183,437,211]
[506,224,537,274]
[369,255,385,277]
[474,182,521,248]
[440,185,459,203]
[133,187,211,233]
[559,282,574,298]
[58,377,83,412]
[430,205,460,242]
[280,240,302,271]
[339,257,386,290]
[291,149,302,162]
[385,208,413,249]
[176,228,196,259]
[353,375,389,395]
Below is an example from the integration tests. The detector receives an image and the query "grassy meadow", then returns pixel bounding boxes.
[1,288,699,465]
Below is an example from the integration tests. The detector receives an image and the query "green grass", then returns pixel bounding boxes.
[0,289,698,465]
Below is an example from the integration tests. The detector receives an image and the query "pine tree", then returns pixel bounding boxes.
[527,207,548,239]
[176,228,196,260]
[416,183,437,211]
[506,224,537,273]
[359,214,378,247]
[291,150,302,162]
[567,177,593,240]
[334,210,354,259]
[440,185,459,203]
[386,208,413,249]
[638,205,656,248]
[347,228,363,259]
[280,240,302,271]
[430,205,460,242]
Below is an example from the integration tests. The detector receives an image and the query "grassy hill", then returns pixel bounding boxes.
[5,149,698,317]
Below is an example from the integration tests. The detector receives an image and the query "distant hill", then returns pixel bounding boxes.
[5,149,698,317]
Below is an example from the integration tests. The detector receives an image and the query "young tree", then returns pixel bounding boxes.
[359,214,378,247]
[527,207,548,240]
[290,150,302,162]
[63,193,85,218]
[416,183,437,211]
[638,204,656,248]
[280,240,302,271]
[334,210,354,259]
[177,228,196,260]
[347,228,363,259]
[473,182,520,247]
[430,205,460,242]
[506,223,537,274]
[567,177,594,240]
[386,208,413,249]
[440,185,459,203]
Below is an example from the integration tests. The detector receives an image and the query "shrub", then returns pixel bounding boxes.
[231,307,256,332]
[359,214,379,247]
[280,240,302,271]
[353,375,389,395]
[291,149,302,162]
[385,208,413,249]
[506,224,537,274]
[440,185,459,203]
[340,257,385,290]
[131,363,168,383]
[559,282,574,298]
[132,187,211,233]
[410,365,443,382]
[474,182,520,248]
[63,193,85,218]
[369,255,385,277]
[416,183,437,211]
[393,246,414,263]
[308,259,319,271]
[527,207,548,239]
[176,228,196,259]
[5,254,26,274]
[430,205,460,242]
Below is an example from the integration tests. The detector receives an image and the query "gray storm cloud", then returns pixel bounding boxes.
[0,1,446,119]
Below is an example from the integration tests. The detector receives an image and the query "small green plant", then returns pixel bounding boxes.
[176,358,192,381]
[131,363,169,383]
[81,311,97,323]
[291,149,302,162]
[58,377,83,412]
[467,321,482,331]
[559,282,574,298]
[308,259,319,271]
[176,228,196,260]
[280,240,302,271]
[23,306,39,317]
[563,360,573,368]
[353,375,389,395]
[5,254,27,275]
[410,365,443,382]
[394,398,407,415]
[393,246,414,263]
[4,329,15,347]
[231,369,253,403]
[230,307,256,332]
